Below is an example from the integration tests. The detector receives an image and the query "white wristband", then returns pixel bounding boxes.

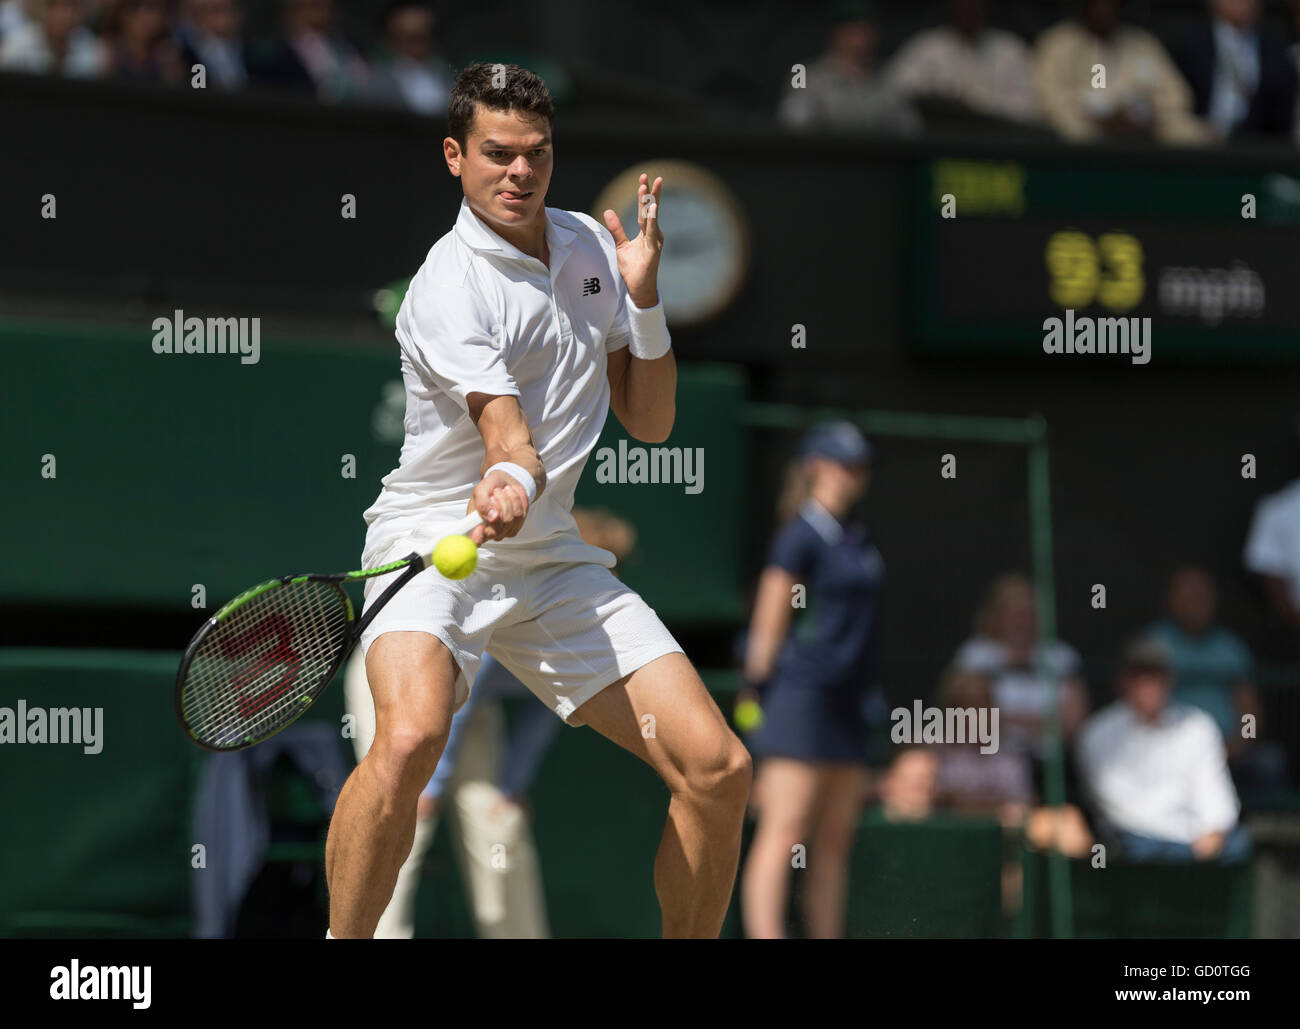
[486,461,537,503]
[626,293,672,361]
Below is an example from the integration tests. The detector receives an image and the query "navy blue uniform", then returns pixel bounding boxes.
[748,499,884,764]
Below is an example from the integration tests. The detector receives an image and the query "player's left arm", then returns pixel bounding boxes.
[603,174,677,444]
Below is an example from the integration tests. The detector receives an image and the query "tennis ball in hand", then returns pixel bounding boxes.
[433,534,478,579]
[734,698,764,733]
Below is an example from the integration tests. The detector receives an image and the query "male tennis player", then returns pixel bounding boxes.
[323,62,752,938]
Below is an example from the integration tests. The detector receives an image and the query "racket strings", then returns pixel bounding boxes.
[182,580,351,748]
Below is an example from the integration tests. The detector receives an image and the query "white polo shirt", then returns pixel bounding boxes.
[1244,478,1300,607]
[362,198,642,566]
[1075,701,1240,844]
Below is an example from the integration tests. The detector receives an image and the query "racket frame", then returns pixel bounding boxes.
[174,511,483,751]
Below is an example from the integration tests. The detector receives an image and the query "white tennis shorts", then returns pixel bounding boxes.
[357,537,684,726]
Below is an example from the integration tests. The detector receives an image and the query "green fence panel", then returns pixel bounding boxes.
[845,811,1005,938]
[1,319,743,626]
[0,649,201,937]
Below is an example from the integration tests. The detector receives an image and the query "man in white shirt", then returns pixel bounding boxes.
[323,63,752,939]
[885,0,1039,123]
[1076,637,1250,863]
[1244,474,1300,643]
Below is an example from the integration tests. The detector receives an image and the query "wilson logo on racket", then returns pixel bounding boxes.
[218,613,303,719]
[175,510,483,750]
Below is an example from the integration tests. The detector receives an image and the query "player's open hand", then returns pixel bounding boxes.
[602,173,663,309]
[469,470,529,544]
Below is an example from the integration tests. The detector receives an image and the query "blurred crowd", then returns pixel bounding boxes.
[781,0,1300,145]
[0,0,455,112]
[737,419,1300,935]
[7,0,1300,147]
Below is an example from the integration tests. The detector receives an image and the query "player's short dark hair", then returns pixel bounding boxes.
[448,62,554,149]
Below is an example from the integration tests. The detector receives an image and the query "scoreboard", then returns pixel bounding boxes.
[905,157,1300,362]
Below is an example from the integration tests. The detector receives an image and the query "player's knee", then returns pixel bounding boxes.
[681,733,752,804]
[372,720,448,797]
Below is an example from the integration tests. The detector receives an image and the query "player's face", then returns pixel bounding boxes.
[452,105,552,233]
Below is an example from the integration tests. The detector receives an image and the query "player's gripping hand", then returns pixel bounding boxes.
[468,469,530,544]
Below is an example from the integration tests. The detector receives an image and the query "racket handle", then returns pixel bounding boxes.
[448,511,484,537]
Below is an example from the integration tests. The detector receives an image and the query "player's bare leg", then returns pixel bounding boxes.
[325,631,458,938]
[801,763,867,939]
[740,757,818,939]
[573,652,752,938]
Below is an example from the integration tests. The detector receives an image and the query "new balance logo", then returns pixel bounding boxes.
[582,277,601,296]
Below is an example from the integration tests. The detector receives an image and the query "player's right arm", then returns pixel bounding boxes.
[466,392,547,545]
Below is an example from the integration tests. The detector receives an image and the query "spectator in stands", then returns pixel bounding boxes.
[932,665,1092,848]
[776,0,920,136]
[1172,0,1297,141]
[885,0,1038,124]
[0,0,34,41]
[932,665,1034,823]
[101,0,183,83]
[174,0,246,90]
[1145,565,1287,795]
[1076,636,1251,863]
[0,0,106,76]
[363,0,451,115]
[878,745,938,822]
[250,0,368,102]
[1244,423,1300,656]
[1033,0,1210,143]
[951,572,1089,769]
[932,665,1091,915]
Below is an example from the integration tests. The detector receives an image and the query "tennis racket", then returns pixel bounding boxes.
[175,511,482,752]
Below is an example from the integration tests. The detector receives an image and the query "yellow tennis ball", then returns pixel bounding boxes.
[432,534,478,579]
[734,699,764,733]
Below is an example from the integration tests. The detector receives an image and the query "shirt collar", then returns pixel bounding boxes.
[455,197,575,270]
[799,497,845,546]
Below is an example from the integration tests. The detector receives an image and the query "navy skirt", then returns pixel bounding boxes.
[746,681,870,764]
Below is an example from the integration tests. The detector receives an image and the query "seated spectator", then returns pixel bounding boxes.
[363,0,451,115]
[1033,0,1210,143]
[1145,565,1288,794]
[1076,636,1251,863]
[776,0,920,136]
[951,572,1089,766]
[0,0,33,41]
[0,0,106,76]
[885,0,1038,124]
[250,0,368,102]
[877,745,938,822]
[932,665,1034,823]
[1172,0,1297,141]
[932,665,1092,915]
[101,0,183,83]
[1244,438,1300,656]
[174,0,246,89]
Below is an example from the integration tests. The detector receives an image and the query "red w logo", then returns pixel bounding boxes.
[218,613,302,719]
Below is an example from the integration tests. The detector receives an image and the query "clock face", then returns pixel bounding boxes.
[593,161,750,328]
